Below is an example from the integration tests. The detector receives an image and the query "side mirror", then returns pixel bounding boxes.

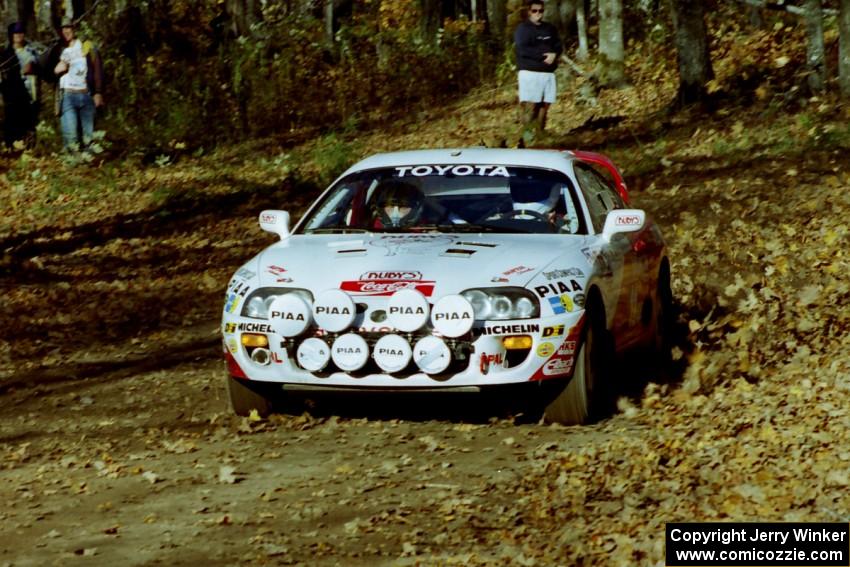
[259,210,290,240]
[601,209,645,241]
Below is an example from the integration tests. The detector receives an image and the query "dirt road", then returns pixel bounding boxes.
[2,137,849,565]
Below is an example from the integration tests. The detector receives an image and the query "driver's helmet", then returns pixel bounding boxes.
[510,177,561,217]
[374,180,424,227]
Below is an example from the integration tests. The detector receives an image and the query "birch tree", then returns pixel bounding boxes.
[670,0,713,105]
[597,0,626,87]
[487,0,507,42]
[576,0,588,61]
[804,0,826,91]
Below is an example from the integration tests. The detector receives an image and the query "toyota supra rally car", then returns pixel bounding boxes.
[222,148,671,424]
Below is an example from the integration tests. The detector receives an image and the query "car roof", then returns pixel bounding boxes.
[341,148,577,176]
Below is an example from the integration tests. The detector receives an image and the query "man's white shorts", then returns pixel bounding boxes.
[518,70,557,103]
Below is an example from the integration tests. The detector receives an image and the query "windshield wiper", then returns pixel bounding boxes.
[411,224,527,234]
[304,227,369,234]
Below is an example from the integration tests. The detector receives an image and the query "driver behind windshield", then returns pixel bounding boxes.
[510,180,578,233]
[372,180,425,228]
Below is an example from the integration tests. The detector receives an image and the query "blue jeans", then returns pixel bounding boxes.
[60,91,95,151]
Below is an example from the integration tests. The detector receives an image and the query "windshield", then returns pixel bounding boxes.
[298,165,587,235]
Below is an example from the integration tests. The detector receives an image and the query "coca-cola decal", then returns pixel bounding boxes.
[340,271,435,297]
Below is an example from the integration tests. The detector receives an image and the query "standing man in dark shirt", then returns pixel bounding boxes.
[514,0,562,141]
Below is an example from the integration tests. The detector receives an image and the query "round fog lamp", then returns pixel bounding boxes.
[312,289,356,332]
[431,295,474,338]
[331,333,370,372]
[268,294,312,337]
[387,289,430,332]
[413,336,451,374]
[373,334,413,373]
[297,338,331,372]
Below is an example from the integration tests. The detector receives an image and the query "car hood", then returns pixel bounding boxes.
[253,233,593,296]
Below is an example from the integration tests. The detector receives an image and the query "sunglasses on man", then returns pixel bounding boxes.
[529,8,543,12]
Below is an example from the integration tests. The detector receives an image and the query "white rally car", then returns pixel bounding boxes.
[222,148,670,424]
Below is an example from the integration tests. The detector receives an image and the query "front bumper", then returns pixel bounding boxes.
[222,311,584,388]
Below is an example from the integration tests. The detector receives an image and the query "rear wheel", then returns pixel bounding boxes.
[227,375,280,417]
[542,309,614,425]
[650,264,673,370]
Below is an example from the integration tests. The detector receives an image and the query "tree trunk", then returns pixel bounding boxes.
[486,0,506,42]
[670,0,713,105]
[324,0,334,44]
[227,0,262,36]
[597,0,626,87]
[576,0,588,61]
[556,0,577,46]
[420,0,440,40]
[840,0,850,97]
[804,0,826,91]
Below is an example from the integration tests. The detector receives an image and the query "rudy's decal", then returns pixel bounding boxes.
[615,214,642,226]
[223,322,237,334]
[476,323,540,336]
[534,279,583,298]
[260,212,277,224]
[548,294,574,314]
[361,271,421,280]
[542,325,564,338]
[394,165,510,178]
[536,342,555,357]
[542,267,584,280]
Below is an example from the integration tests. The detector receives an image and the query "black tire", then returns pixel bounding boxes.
[650,264,673,371]
[227,375,280,417]
[542,309,614,425]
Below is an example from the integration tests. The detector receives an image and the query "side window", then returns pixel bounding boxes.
[575,165,625,232]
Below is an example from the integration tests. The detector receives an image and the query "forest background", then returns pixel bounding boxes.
[1,0,849,160]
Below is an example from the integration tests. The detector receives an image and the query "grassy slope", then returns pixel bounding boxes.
[2,14,850,564]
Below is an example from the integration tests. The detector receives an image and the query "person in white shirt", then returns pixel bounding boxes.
[53,18,104,152]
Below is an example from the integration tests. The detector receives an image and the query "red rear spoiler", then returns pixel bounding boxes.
[568,150,630,204]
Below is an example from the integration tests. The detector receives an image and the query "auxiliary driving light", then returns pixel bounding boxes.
[331,333,370,372]
[297,337,331,372]
[387,289,430,332]
[502,335,533,350]
[413,336,451,374]
[241,333,269,348]
[373,334,413,373]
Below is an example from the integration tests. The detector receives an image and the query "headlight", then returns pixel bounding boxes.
[460,287,539,320]
[241,287,314,319]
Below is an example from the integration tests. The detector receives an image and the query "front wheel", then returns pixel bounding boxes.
[227,375,280,417]
[542,312,614,425]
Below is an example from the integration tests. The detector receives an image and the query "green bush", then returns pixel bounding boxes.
[83,1,498,151]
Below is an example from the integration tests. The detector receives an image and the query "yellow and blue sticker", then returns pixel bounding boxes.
[548,294,574,314]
